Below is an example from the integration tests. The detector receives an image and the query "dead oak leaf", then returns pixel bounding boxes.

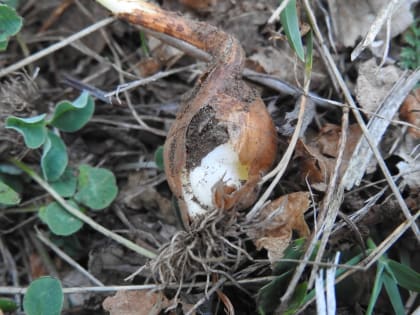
[251,192,311,264]
[103,290,169,315]
[295,124,362,191]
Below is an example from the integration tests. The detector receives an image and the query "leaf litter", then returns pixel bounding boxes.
[0,0,419,314]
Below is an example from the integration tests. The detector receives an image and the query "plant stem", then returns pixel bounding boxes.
[10,158,157,259]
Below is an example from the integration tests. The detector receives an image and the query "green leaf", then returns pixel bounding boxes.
[0,40,8,50]
[285,282,308,315]
[154,145,164,171]
[0,179,20,205]
[0,4,22,51]
[42,201,83,236]
[0,297,18,312]
[38,205,48,224]
[366,263,385,315]
[75,164,118,210]
[257,238,311,314]
[273,238,306,275]
[49,91,95,132]
[23,277,63,315]
[257,269,294,315]
[382,273,405,315]
[5,114,47,149]
[0,0,19,9]
[279,0,304,62]
[0,298,18,312]
[41,131,68,181]
[387,259,420,292]
[49,167,77,198]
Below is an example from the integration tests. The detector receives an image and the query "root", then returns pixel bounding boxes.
[148,209,253,286]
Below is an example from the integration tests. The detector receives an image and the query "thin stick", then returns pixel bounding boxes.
[10,159,157,259]
[267,0,294,24]
[36,229,104,286]
[351,0,402,61]
[0,17,115,78]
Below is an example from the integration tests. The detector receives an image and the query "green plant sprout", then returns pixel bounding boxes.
[365,238,420,315]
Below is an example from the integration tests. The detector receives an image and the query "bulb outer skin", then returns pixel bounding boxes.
[163,60,277,225]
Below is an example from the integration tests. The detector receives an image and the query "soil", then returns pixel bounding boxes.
[0,1,419,315]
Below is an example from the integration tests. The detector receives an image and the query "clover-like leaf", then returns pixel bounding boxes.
[75,164,118,210]
[41,131,68,181]
[0,4,22,51]
[49,91,95,132]
[41,200,83,236]
[23,277,63,315]
[279,0,304,62]
[5,114,47,149]
[0,179,20,205]
[49,167,77,197]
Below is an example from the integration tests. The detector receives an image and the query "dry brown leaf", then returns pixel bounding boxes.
[295,124,362,191]
[251,192,311,264]
[400,87,420,139]
[330,0,414,47]
[356,58,402,115]
[246,46,326,88]
[103,290,169,315]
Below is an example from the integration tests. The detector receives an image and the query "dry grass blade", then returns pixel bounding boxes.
[351,0,403,61]
[343,69,420,189]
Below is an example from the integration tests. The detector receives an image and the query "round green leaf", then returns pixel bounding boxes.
[43,201,83,236]
[23,277,63,315]
[75,164,118,210]
[49,167,77,197]
[0,179,20,205]
[49,91,95,132]
[0,4,22,42]
[154,145,164,170]
[41,131,68,181]
[5,114,47,149]
[0,297,18,312]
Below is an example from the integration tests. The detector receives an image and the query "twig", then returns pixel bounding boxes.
[36,229,104,286]
[10,159,158,259]
[267,0,294,24]
[343,69,420,189]
[308,103,349,288]
[351,0,402,61]
[0,17,115,78]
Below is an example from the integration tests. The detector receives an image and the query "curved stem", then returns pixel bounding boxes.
[11,158,157,259]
